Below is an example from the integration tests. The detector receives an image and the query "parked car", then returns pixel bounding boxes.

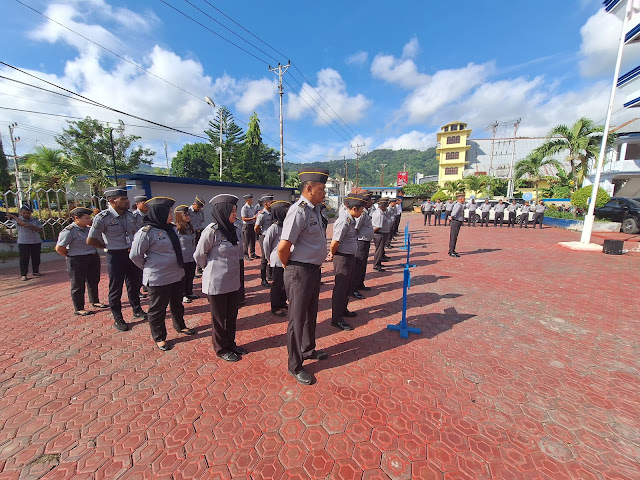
[463,201,534,223]
[594,197,640,234]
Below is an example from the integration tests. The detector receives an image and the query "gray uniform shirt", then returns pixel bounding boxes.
[132,209,144,232]
[507,203,518,212]
[371,208,390,233]
[494,203,506,213]
[194,223,243,295]
[188,206,205,233]
[422,201,433,212]
[263,223,283,268]
[451,202,464,221]
[88,206,137,251]
[177,229,196,263]
[521,205,531,214]
[14,217,43,244]
[281,197,327,265]
[481,203,491,213]
[434,202,443,212]
[129,226,185,287]
[535,204,546,213]
[467,202,477,211]
[241,203,257,225]
[355,209,374,242]
[332,209,357,255]
[445,201,454,213]
[56,223,97,256]
[256,208,272,234]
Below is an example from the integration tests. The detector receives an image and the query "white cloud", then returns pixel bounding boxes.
[377,130,436,150]
[286,68,371,124]
[235,78,277,114]
[345,51,369,66]
[402,37,420,59]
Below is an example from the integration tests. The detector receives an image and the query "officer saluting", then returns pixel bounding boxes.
[278,168,330,385]
[448,192,465,257]
[87,188,146,332]
[444,199,454,226]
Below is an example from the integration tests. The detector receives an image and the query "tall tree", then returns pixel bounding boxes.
[172,143,217,180]
[515,151,562,201]
[205,106,244,182]
[241,112,280,186]
[0,137,11,193]
[23,146,68,189]
[443,180,465,195]
[463,175,486,196]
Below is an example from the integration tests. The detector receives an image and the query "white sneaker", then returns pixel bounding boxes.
[183,296,192,303]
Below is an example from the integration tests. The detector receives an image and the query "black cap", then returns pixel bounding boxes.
[104,187,128,198]
[145,196,175,208]
[298,168,329,184]
[20,204,32,212]
[456,192,465,198]
[361,190,373,199]
[210,194,239,206]
[133,195,148,203]
[174,204,189,214]
[270,200,291,208]
[70,207,93,217]
[243,194,253,199]
[344,194,367,208]
[260,194,274,202]
[194,195,205,206]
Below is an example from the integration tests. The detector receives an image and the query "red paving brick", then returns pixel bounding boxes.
[0,212,639,479]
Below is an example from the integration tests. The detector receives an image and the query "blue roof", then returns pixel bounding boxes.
[118,173,295,192]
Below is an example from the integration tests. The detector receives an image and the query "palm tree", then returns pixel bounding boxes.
[515,151,562,201]
[443,180,465,195]
[23,146,69,189]
[462,175,486,197]
[536,117,613,191]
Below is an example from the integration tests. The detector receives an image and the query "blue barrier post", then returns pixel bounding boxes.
[400,222,409,250]
[387,231,422,339]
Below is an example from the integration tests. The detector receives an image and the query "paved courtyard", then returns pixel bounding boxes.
[0,212,638,479]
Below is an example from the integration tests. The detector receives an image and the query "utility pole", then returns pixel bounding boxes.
[164,141,170,176]
[109,128,118,184]
[351,142,365,187]
[269,61,291,187]
[380,163,387,187]
[8,123,23,205]
[488,121,498,177]
[506,119,521,199]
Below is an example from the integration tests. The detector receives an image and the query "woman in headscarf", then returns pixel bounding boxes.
[262,200,290,317]
[174,205,198,303]
[194,194,246,362]
[130,197,195,351]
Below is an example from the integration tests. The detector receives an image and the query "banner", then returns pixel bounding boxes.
[397,171,408,187]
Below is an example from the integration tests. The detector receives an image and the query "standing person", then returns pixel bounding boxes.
[352,191,374,298]
[421,199,433,226]
[434,199,443,226]
[520,202,531,228]
[87,188,146,332]
[131,195,148,232]
[507,200,518,227]
[256,194,274,287]
[8,205,43,281]
[130,197,194,351]
[494,199,506,227]
[466,199,477,226]
[444,199,454,226]
[241,194,258,260]
[329,194,367,331]
[393,197,402,237]
[385,199,396,247]
[189,196,206,276]
[533,200,546,229]
[371,197,390,272]
[448,193,466,257]
[277,169,330,385]
[195,194,247,362]
[480,199,491,227]
[55,207,107,315]
[174,205,198,303]
[263,200,290,317]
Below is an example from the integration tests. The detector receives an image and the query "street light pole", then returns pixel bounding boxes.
[109,128,118,184]
[8,123,23,204]
[205,96,223,181]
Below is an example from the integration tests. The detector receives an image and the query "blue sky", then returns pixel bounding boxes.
[2,0,638,166]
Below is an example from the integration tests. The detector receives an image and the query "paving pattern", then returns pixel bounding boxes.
[0,212,638,479]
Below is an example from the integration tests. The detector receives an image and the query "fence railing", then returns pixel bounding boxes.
[1,188,107,241]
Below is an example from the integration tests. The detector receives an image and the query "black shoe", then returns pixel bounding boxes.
[232,346,249,355]
[132,309,148,320]
[373,266,386,272]
[179,328,196,335]
[244,255,251,261]
[261,280,270,288]
[382,256,391,262]
[343,310,357,317]
[140,293,149,299]
[448,253,460,257]
[289,369,314,385]
[157,341,172,351]
[266,276,273,281]
[219,351,240,362]
[114,318,129,332]
[186,294,200,300]
[331,320,354,331]
[305,350,328,361]
[352,291,365,299]
[360,286,371,291]
[250,254,260,259]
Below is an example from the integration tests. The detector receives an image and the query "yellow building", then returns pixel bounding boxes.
[436,121,471,187]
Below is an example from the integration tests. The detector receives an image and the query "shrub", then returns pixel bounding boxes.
[430,190,450,202]
[551,186,571,199]
[570,186,610,210]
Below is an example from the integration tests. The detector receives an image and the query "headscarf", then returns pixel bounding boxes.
[211,202,238,245]
[271,201,291,226]
[142,203,183,268]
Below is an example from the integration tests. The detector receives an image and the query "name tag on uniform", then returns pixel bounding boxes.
[125,234,131,244]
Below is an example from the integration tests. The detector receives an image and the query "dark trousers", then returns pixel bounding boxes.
[449,219,462,254]
[183,261,196,297]
[259,235,272,281]
[494,212,504,226]
[208,289,240,355]
[66,253,101,312]
[444,212,453,225]
[18,243,41,276]
[195,231,203,272]
[507,212,516,227]
[147,280,186,342]
[242,224,256,256]
[424,212,432,225]
[270,266,287,311]
[393,215,401,235]
[284,263,321,373]
[386,224,394,246]
[106,249,142,320]
[239,259,245,302]
[481,212,490,226]
[533,213,544,228]
[469,212,477,226]
[332,253,355,322]
[435,211,442,225]
[520,213,529,228]
[373,232,387,268]
[353,240,371,290]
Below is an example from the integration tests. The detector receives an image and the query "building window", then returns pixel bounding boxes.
[444,126,449,132]
[444,167,458,175]
[445,151,460,160]
[450,124,458,131]
[459,124,465,130]
[447,136,460,145]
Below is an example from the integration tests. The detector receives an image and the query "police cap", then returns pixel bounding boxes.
[104,187,128,198]
[210,194,239,206]
[298,168,329,184]
[145,196,175,208]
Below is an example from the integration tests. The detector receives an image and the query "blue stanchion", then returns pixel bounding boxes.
[399,222,409,251]
[387,230,422,339]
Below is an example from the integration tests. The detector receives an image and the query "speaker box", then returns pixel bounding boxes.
[603,239,623,255]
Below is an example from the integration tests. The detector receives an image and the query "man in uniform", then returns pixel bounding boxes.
[352,191,374,299]
[421,199,433,226]
[434,199,443,226]
[480,199,491,227]
[507,199,518,227]
[189,196,206,275]
[371,197,390,272]
[444,199,454,226]
[467,198,477,226]
[385,199,397,247]
[256,194,274,287]
[7,205,43,281]
[448,192,465,257]
[278,168,330,385]
[393,197,402,237]
[241,194,258,260]
[532,200,546,229]
[131,195,148,231]
[87,188,146,331]
[519,201,531,228]
[494,199,506,227]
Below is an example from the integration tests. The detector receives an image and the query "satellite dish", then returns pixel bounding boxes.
[523,193,533,201]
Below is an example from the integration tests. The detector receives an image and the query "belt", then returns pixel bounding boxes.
[287,260,321,269]
[451,219,463,223]
[333,251,354,257]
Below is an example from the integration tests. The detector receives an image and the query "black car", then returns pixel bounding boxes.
[594,197,640,234]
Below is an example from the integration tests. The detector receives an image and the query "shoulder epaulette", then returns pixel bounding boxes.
[299,201,307,209]
[96,210,109,218]
[64,224,74,231]
[142,225,152,232]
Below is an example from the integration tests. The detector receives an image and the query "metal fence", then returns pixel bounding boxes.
[1,187,107,241]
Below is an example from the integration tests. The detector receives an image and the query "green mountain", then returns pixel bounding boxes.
[285,148,437,187]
